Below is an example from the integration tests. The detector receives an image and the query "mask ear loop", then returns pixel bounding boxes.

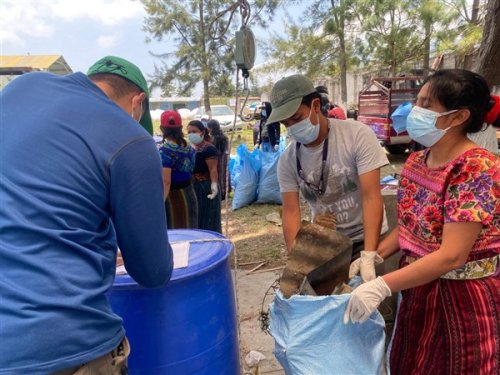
[437,109,458,117]
[131,99,144,122]
[437,109,460,132]
[310,98,320,125]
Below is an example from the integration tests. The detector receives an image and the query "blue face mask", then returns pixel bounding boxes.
[188,133,203,145]
[406,106,457,147]
[287,106,320,144]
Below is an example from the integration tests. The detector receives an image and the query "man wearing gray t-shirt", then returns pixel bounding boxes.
[267,74,389,282]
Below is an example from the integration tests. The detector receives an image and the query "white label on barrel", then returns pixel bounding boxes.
[172,241,190,269]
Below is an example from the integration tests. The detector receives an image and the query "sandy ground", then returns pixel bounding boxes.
[235,269,285,374]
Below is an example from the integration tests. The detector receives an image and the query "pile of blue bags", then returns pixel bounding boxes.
[229,141,284,210]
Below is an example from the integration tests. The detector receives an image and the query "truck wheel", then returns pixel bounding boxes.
[385,145,408,154]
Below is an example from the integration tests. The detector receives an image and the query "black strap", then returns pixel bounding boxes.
[295,134,329,196]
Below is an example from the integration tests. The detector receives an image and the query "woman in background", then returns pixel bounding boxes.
[159,110,198,229]
[207,119,231,200]
[187,120,222,233]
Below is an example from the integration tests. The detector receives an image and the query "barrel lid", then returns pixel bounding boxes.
[113,229,233,286]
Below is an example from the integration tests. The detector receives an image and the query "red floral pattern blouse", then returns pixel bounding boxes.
[398,148,499,260]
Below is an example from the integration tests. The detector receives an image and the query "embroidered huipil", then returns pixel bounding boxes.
[398,148,499,262]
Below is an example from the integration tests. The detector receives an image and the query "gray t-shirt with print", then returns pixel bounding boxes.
[278,119,389,242]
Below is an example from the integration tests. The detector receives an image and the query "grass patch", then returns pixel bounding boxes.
[224,202,286,269]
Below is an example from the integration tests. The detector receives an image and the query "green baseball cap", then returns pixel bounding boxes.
[87,56,153,135]
[267,74,316,125]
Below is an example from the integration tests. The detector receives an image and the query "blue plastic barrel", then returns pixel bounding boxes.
[107,229,240,374]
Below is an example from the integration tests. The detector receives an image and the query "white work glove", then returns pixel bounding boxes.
[349,250,384,282]
[343,276,391,324]
[207,182,218,200]
[274,144,279,151]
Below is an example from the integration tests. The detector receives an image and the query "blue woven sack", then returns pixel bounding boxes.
[270,284,386,374]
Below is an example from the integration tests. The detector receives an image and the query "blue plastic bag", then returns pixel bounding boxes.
[256,151,282,204]
[391,102,412,134]
[278,135,287,153]
[270,288,386,375]
[232,145,261,210]
[230,145,244,189]
[228,155,236,176]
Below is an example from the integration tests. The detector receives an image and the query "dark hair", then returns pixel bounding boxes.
[89,73,141,98]
[423,69,491,134]
[160,127,187,147]
[315,85,328,95]
[207,119,221,133]
[301,91,321,107]
[188,120,211,141]
[262,101,273,116]
[207,120,228,153]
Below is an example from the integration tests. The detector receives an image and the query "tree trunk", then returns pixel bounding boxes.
[471,0,480,23]
[330,0,348,105]
[203,78,211,112]
[423,20,431,74]
[339,30,348,105]
[474,0,500,87]
[464,0,481,70]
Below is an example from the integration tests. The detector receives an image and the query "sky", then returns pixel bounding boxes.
[0,0,296,97]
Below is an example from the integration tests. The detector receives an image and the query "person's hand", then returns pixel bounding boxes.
[343,276,391,324]
[274,144,279,151]
[348,250,384,282]
[207,182,218,200]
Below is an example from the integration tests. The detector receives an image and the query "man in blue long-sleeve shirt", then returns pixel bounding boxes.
[0,56,173,374]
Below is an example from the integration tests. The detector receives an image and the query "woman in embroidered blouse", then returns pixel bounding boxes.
[345,69,499,374]
[159,110,198,229]
[187,120,222,233]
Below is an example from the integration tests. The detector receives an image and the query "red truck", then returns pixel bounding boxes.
[357,76,424,154]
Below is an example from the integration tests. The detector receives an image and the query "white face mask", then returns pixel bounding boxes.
[131,101,143,122]
[406,106,457,147]
[287,105,320,144]
[188,133,203,145]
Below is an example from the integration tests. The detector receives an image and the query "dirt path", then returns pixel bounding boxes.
[235,269,284,374]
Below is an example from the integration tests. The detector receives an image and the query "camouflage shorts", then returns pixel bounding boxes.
[52,337,130,375]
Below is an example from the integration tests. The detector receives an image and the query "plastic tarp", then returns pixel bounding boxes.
[270,284,386,375]
[390,102,412,134]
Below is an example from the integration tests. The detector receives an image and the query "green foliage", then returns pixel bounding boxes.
[355,0,428,74]
[263,22,337,78]
[141,0,279,103]
[143,0,489,104]
[142,0,233,98]
[265,0,487,80]
[211,74,236,96]
[264,0,357,79]
[435,0,486,57]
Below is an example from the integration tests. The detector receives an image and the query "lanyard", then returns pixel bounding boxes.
[295,134,329,196]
